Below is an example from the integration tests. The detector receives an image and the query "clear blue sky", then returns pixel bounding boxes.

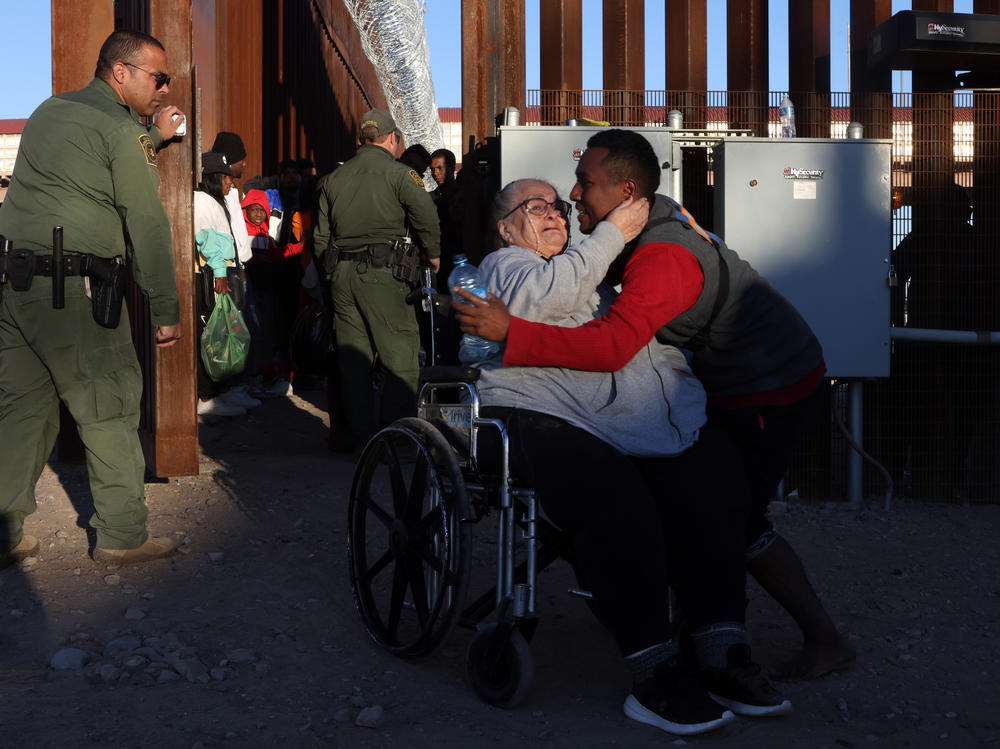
[0,0,976,118]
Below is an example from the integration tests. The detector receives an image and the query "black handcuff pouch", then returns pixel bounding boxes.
[8,249,35,291]
[368,243,393,269]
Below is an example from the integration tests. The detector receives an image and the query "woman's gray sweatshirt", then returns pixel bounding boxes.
[471,221,707,457]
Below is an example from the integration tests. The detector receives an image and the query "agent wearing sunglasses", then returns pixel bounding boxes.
[0,30,188,569]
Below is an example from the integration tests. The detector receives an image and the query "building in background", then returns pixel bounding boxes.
[0,119,26,203]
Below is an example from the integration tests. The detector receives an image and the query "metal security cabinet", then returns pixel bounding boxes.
[499,126,677,248]
[713,138,892,378]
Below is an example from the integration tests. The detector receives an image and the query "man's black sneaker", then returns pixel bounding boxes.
[702,645,793,717]
[624,660,736,736]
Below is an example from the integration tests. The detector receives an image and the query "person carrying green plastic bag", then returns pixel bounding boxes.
[201,293,250,381]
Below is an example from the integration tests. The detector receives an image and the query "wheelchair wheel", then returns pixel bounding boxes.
[466,622,535,708]
[348,417,471,659]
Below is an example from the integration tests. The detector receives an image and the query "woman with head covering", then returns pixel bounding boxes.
[193,152,258,416]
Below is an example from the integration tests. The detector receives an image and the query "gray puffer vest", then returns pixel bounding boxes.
[641,195,823,398]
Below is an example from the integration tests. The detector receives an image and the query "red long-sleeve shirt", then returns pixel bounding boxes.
[503,239,824,411]
[504,241,703,371]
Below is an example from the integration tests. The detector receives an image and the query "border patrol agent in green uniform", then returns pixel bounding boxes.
[0,30,186,568]
[313,108,441,450]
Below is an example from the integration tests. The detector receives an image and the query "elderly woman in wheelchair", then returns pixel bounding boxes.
[347,178,791,737]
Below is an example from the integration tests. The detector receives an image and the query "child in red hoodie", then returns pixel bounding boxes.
[241,190,289,394]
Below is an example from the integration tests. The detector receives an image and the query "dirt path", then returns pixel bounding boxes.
[2,388,998,748]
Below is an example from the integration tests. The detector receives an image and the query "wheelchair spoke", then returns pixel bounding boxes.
[413,507,444,536]
[361,548,393,584]
[406,554,431,626]
[387,557,409,638]
[414,544,448,578]
[361,494,394,529]
[386,444,409,517]
[405,457,430,522]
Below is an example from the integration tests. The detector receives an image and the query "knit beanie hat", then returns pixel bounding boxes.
[212,131,247,164]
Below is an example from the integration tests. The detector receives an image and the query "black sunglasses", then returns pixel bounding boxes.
[502,197,572,220]
[124,62,171,88]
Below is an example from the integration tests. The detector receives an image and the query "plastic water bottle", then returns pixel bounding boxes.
[779,94,796,138]
[448,254,502,362]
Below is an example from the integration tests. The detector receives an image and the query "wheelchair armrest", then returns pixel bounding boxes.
[420,365,481,385]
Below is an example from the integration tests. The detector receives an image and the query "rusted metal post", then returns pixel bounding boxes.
[460,0,524,263]
[539,0,582,125]
[904,0,960,500]
[973,1,999,293]
[849,0,892,139]
[461,0,525,149]
[665,0,707,128]
[727,0,768,137]
[789,0,831,138]
[503,0,526,120]
[603,0,645,126]
[149,0,199,476]
[218,0,263,181]
[52,2,115,95]
[912,0,956,185]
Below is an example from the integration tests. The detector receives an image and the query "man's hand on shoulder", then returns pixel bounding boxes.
[453,289,511,342]
[155,323,182,348]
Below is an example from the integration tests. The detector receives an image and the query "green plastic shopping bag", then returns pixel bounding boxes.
[200,293,250,381]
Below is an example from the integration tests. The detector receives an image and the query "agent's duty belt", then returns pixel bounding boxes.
[31,253,89,276]
[337,243,393,262]
[1,252,99,284]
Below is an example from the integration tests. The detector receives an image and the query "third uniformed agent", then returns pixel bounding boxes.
[0,29,184,568]
[313,108,441,451]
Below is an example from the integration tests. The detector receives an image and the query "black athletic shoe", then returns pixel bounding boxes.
[624,659,736,736]
[701,645,794,717]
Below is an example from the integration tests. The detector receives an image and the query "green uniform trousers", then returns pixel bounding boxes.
[331,259,419,447]
[0,277,148,552]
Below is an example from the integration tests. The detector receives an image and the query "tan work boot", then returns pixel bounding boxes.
[1,535,40,569]
[93,536,179,566]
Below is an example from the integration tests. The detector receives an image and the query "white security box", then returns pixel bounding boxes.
[713,138,892,378]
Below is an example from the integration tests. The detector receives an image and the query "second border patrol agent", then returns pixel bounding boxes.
[313,108,441,451]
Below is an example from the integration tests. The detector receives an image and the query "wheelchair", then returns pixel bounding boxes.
[347,363,576,708]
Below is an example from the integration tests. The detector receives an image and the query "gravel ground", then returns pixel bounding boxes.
[2,386,998,748]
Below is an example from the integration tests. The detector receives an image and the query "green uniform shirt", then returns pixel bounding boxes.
[313,143,441,261]
[0,78,179,325]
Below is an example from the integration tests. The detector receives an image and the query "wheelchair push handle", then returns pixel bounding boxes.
[405,267,437,306]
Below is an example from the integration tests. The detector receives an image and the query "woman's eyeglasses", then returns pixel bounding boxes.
[125,62,171,88]
[503,198,572,220]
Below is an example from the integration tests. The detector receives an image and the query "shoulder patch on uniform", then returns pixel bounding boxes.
[139,133,157,167]
[408,169,423,187]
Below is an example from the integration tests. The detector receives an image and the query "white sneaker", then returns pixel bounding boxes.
[260,379,290,398]
[222,387,262,409]
[197,398,246,417]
